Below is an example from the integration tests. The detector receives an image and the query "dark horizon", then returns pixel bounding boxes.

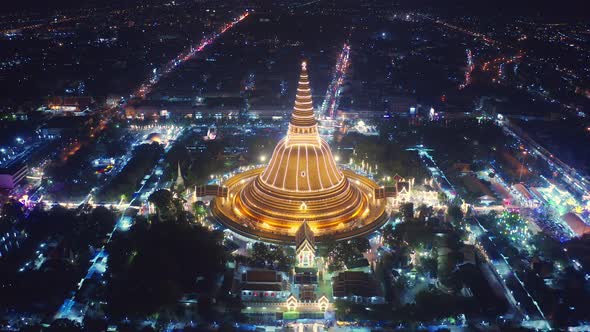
[397,0,590,19]
[2,0,590,19]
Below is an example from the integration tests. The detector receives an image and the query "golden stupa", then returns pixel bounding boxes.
[213,62,387,242]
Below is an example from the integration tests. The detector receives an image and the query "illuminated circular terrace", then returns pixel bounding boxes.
[212,62,387,243]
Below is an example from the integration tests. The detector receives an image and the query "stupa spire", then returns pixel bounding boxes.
[175,162,185,190]
[289,61,317,134]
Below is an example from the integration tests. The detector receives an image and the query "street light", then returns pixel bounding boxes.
[519,151,528,182]
[259,155,267,163]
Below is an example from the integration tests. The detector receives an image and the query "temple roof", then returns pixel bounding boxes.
[295,221,315,250]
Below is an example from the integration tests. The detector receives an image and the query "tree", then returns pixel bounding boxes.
[437,192,448,204]
[447,205,464,225]
[249,242,294,270]
[416,204,432,221]
[83,316,107,332]
[532,233,565,263]
[105,222,226,319]
[165,145,190,170]
[0,206,118,312]
[19,325,43,332]
[197,296,216,322]
[328,259,345,273]
[148,189,173,211]
[1,198,24,223]
[350,237,370,253]
[326,237,370,272]
[98,142,164,202]
[148,189,174,219]
[400,202,414,220]
[192,201,207,222]
[217,290,245,323]
[417,256,438,277]
[413,290,473,321]
[382,224,395,243]
[250,242,270,266]
[47,319,83,332]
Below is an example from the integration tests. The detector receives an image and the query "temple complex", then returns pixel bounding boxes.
[212,61,387,242]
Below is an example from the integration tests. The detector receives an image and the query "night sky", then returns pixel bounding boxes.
[396,0,589,18]
[0,0,139,13]
[2,0,589,18]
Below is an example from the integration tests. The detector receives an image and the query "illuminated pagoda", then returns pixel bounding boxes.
[213,61,387,242]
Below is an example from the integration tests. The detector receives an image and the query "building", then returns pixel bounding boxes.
[561,212,590,237]
[125,100,291,121]
[295,221,316,268]
[212,61,388,243]
[240,269,290,302]
[512,183,539,207]
[332,271,384,304]
[238,268,331,321]
[374,174,414,204]
[294,271,318,285]
[0,228,27,258]
[44,96,94,116]
[40,116,91,139]
[284,294,330,315]
[387,95,417,114]
[0,160,27,189]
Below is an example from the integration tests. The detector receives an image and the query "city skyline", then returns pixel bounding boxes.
[0,1,589,331]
